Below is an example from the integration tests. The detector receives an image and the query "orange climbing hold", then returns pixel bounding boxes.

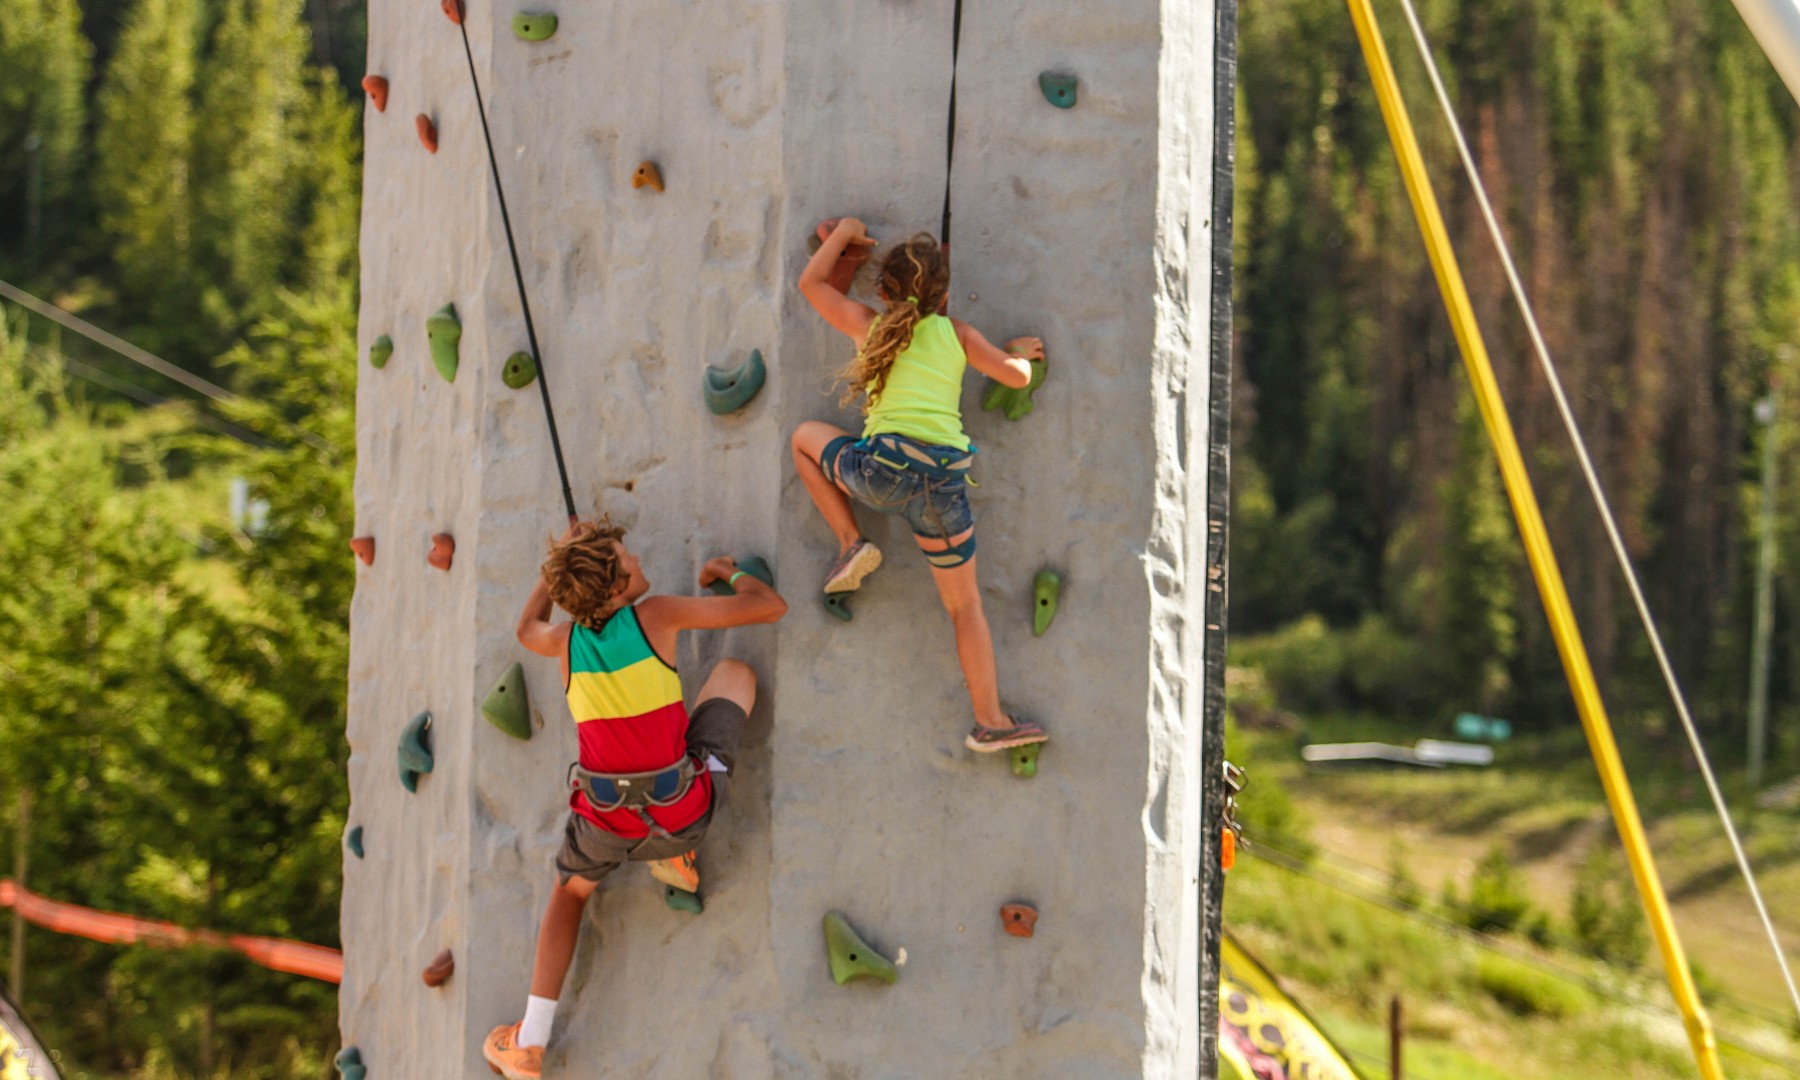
[361,75,389,112]
[428,533,455,571]
[812,219,872,294]
[440,0,464,25]
[1221,828,1237,871]
[1000,903,1038,938]
[632,161,664,192]
[423,948,454,987]
[416,113,438,153]
[349,537,375,566]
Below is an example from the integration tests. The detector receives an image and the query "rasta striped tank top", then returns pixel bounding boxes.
[564,606,712,837]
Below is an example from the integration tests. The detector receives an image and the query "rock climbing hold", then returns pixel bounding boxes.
[334,1047,364,1080]
[1039,72,1078,109]
[440,0,464,25]
[416,113,438,153]
[426,304,460,381]
[982,355,1046,421]
[349,537,375,566]
[708,555,775,596]
[822,592,853,623]
[502,350,537,390]
[422,948,455,987]
[823,911,897,986]
[346,825,364,858]
[512,12,558,40]
[1032,569,1061,637]
[810,220,873,294]
[367,334,393,370]
[397,711,434,792]
[1221,827,1237,871]
[1010,742,1040,779]
[361,75,389,112]
[481,662,532,741]
[703,349,766,415]
[1000,903,1038,938]
[428,533,455,571]
[631,161,664,193]
[664,886,703,915]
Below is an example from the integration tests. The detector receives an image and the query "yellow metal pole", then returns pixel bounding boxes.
[1341,2,1725,1076]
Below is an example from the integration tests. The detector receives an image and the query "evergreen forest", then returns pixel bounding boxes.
[0,0,1794,1074]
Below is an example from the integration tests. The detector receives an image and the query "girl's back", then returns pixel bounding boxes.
[863,313,970,450]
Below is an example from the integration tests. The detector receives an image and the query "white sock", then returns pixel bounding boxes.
[519,994,557,1049]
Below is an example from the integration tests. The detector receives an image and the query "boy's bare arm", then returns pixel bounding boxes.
[516,577,569,658]
[639,557,789,640]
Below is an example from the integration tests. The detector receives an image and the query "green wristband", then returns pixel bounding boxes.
[728,570,748,588]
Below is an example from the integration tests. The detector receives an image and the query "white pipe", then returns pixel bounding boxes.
[1730,0,1800,106]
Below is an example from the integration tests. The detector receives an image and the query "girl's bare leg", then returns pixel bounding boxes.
[918,531,1010,730]
[791,421,861,557]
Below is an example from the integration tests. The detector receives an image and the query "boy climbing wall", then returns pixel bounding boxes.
[483,519,787,1079]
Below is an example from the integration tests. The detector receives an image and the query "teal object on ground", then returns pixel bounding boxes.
[426,304,461,382]
[664,886,703,914]
[709,554,775,596]
[823,911,897,985]
[704,349,766,415]
[481,662,532,740]
[346,826,364,858]
[334,1047,364,1080]
[511,11,557,39]
[1454,712,1513,742]
[981,356,1046,420]
[502,350,537,389]
[1039,72,1078,109]
[397,711,434,792]
[1010,742,1040,779]
[1032,569,1061,636]
[822,592,853,622]
[368,335,393,370]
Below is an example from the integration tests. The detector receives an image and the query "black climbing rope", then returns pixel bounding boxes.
[450,2,578,521]
[940,0,964,247]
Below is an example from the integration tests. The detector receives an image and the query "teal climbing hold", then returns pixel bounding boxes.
[1032,569,1062,637]
[703,349,766,415]
[823,911,898,985]
[502,350,538,390]
[1010,742,1041,779]
[511,11,557,40]
[368,335,393,370]
[426,304,461,383]
[346,826,364,859]
[334,1047,365,1080]
[982,356,1046,420]
[664,885,703,914]
[822,592,853,623]
[708,555,775,596]
[397,711,434,792]
[1039,72,1078,109]
[481,662,532,741]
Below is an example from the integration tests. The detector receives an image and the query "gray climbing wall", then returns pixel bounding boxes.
[344,0,1231,1075]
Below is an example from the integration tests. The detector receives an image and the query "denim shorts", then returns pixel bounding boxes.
[822,433,975,540]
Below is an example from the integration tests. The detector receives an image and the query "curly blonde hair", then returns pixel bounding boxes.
[541,519,629,627]
[838,234,951,410]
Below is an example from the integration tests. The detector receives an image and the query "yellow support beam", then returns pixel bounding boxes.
[1340,2,1725,1076]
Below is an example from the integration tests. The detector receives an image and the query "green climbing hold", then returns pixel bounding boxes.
[1032,569,1061,637]
[822,592,853,622]
[368,335,393,370]
[703,349,766,415]
[823,911,897,985]
[346,826,364,858]
[426,303,461,383]
[664,885,703,914]
[1039,72,1078,109]
[502,350,538,390]
[397,711,434,792]
[511,11,557,40]
[982,356,1046,420]
[708,555,775,596]
[1010,742,1041,779]
[334,1047,365,1080]
[481,662,532,741]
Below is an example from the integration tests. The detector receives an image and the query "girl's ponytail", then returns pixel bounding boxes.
[837,235,950,410]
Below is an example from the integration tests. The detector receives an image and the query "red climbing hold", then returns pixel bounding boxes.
[361,75,389,113]
[440,0,464,25]
[813,219,872,294]
[428,533,455,571]
[416,114,438,154]
[1000,903,1038,938]
[349,537,375,566]
[423,948,454,987]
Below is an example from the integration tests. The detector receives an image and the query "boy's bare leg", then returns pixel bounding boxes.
[791,421,862,557]
[697,656,757,714]
[530,874,599,998]
[918,535,1009,730]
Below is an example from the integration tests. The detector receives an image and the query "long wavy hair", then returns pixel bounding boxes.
[837,234,950,410]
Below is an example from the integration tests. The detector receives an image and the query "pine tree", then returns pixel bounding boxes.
[0,0,94,263]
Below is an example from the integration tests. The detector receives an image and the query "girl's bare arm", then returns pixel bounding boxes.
[799,217,880,342]
[954,320,1039,389]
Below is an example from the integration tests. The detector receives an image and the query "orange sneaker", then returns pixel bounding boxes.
[648,849,700,894]
[483,1022,543,1080]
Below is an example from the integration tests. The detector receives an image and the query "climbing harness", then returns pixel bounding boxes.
[568,756,699,839]
[863,432,979,568]
[447,0,577,520]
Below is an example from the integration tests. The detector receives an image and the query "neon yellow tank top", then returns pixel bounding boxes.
[862,313,970,450]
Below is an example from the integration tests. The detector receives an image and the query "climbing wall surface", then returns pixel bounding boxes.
[345,0,1225,1075]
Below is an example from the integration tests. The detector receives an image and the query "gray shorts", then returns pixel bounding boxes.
[554,696,747,885]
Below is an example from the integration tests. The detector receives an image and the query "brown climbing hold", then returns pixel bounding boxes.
[428,533,454,571]
[361,75,389,112]
[440,0,464,25]
[349,537,375,566]
[1000,903,1038,938]
[631,161,664,192]
[813,220,872,294]
[416,114,438,154]
[422,948,454,987]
